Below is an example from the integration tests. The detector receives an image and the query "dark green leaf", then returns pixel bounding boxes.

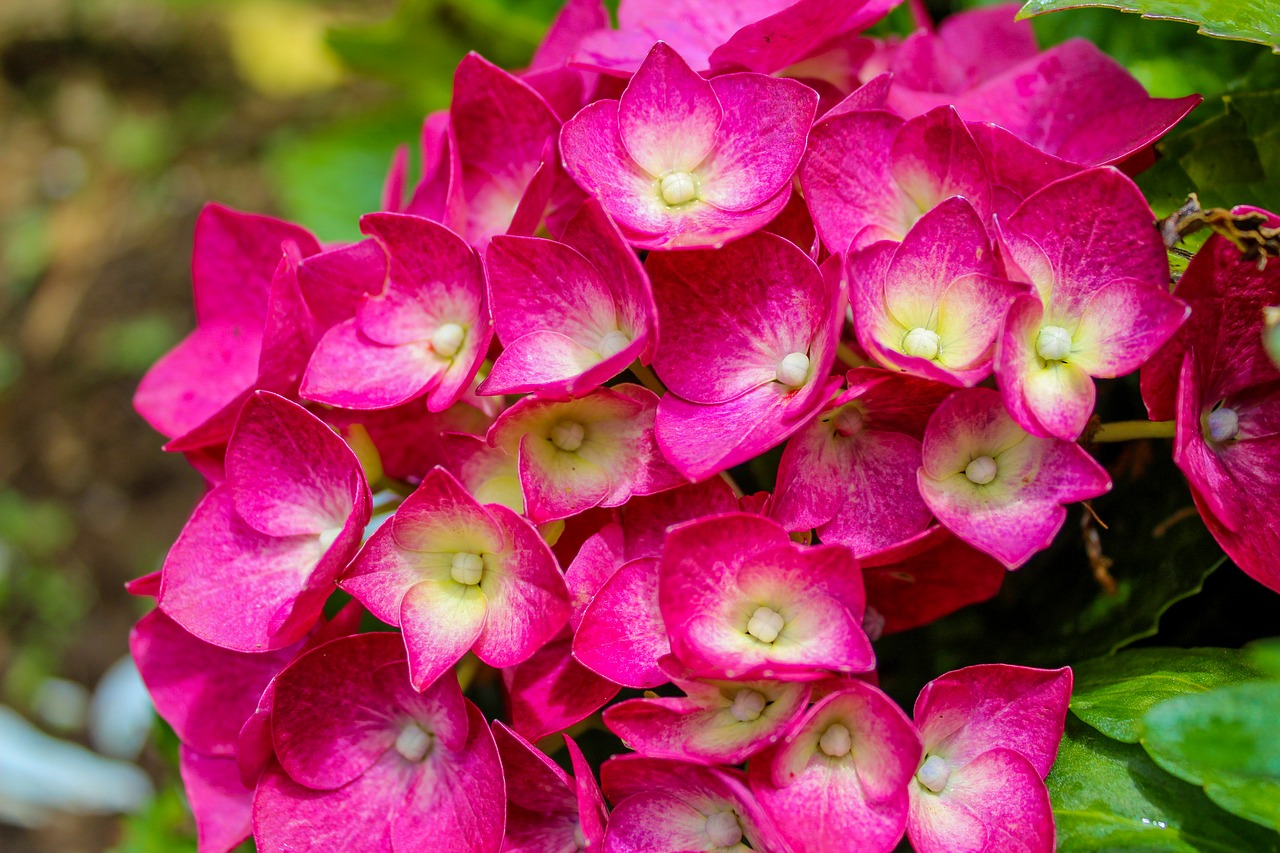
[1017,0,1280,52]
[1048,716,1280,851]
[1071,647,1265,742]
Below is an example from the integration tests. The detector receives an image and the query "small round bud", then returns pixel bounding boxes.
[1035,325,1073,362]
[775,352,811,388]
[916,754,951,793]
[394,724,433,762]
[550,420,586,452]
[597,329,632,359]
[450,552,484,586]
[902,327,941,361]
[819,723,852,758]
[659,171,698,205]
[965,455,998,485]
[432,322,466,358]
[1206,406,1240,443]
[832,404,865,437]
[704,811,743,848]
[746,606,785,644]
[729,688,768,723]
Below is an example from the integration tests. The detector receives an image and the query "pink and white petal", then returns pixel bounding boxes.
[603,791,721,852]
[390,701,506,853]
[919,388,1031,480]
[803,110,906,254]
[391,467,507,554]
[1071,277,1188,377]
[503,633,621,742]
[252,756,405,853]
[560,100,676,236]
[908,748,1054,853]
[134,323,262,440]
[817,430,933,556]
[338,526,427,627]
[180,748,253,853]
[885,198,996,329]
[655,183,793,249]
[914,664,1073,777]
[517,431,613,522]
[485,233,618,346]
[918,469,1067,568]
[574,557,669,688]
[891,106,992,224]
[159,489,328,653]
[472,504,570,668]
[995,294,1054,438]
[301,320,439,410]
[771,402,855,533]
[697,74,817,212]
[1019,360,1097,441]
[618,42,722,176]
[934,272,1024,372]
[399,579,488,691]
[479,330,607,397]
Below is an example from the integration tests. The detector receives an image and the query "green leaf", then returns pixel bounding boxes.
[1247,638,1280,678]
[1143,682,1280,829]
[1016,0,1280,52]
[1048,716,1280,852]
[1071,647,1266,742]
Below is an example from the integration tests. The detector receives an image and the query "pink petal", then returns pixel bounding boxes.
[574,557,669,688]
[801,109,904,254]
[134,324,262,439]
[1071,277,1188,377]
[890,106,992,228]
[253,753,404,852]
[503,633,621,742]
[618,42,722,176]
[180,747,253,853]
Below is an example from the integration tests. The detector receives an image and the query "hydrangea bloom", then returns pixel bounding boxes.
[560,42,817,249]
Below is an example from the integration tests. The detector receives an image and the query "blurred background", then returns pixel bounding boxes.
[0,0,1273,850]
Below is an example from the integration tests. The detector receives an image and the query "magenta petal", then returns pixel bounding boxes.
[574,557,669,688]
[297,238,387,330]
[503,633,621,742]
[492,723,581,853]
[453,52,560,180]
[914,663,1072,778]
[891,106,991,226]
[180,747,253,853]
[1071,277,1188,377]
[802,109,903,254]
[253,754,404,853]
[619,42,722,176]
[561,100,672,235]
[709,0,899,74]
[134,325,262,439]
[908,748,1054,853]
[567,735,609,846]
[400,580,487,691]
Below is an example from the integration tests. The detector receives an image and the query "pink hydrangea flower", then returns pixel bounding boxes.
[651,232,844,480]
[882,6,1199,167]
[659,513,875,680]
[134,204,320,449]
[772,368,951,555]
[560,42,817,249]
[605,671,811,765]
[492,724,608,852]
[301,213,491,412]
[488,384,683,523]
[1142,211,1280,592]
[576,0,896,77]
[917,388,1111,568]
[995,168,1186,439]
[907,664,1072,853]
[600,756,791,853]
[479,200,658,398]
[158,392,371,652]
[340,467,570,691]
[802,104,992,254]
[750,681,922,853]
[849,197,1024,386]
[254,633,504,853]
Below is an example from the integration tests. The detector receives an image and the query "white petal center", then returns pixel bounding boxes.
[660,171,698,205]
[729,688,767,723]
[819,723,852,758]
[432,322,466,358]
[902,327,940,361]
[550,420,586,452]
[775,351,811,388]
[394,723,434,762]
[1035,325,1073,362]
[965,455,998,485]
[704,811,743,848]
[746,606,785,644]
[450,551,484,586]
[1206,406,1240,442]
[917,754,952,793]
[597,329,632,359]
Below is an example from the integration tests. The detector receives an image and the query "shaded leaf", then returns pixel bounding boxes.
[1072,647,1266,742]
[1017,0,1280,53]
[1048,716,1280,852]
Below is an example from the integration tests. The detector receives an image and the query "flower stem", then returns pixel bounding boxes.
[1090,419,1177,443]
[629,360,666,395]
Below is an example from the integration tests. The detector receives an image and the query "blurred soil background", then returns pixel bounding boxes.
[0,0,1274,850]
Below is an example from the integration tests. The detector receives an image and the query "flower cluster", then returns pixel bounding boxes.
[129,1,1279,851]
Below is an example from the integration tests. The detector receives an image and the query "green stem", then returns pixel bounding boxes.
[1090,419,1177,443]
[629,360,666,395]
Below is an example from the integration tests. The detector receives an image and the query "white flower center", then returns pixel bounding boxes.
[431,322,465,358]
[659,171,698,205]
[317,524,343,552]
[902,327,940,360]
[550,420,586,452]
[394,723,433,762]
[965,455,998,485]
[729,688,767,723]
[450,551,484,586]
[1206,406,1240,443]
[597,329,632,359]
[704,811,743,848]
[917,754,951,793]
[819,723,852,758]
[775,352,811,388]
[832,404,865,437]
[1035,325,1073,362]
[746,606,785,644]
